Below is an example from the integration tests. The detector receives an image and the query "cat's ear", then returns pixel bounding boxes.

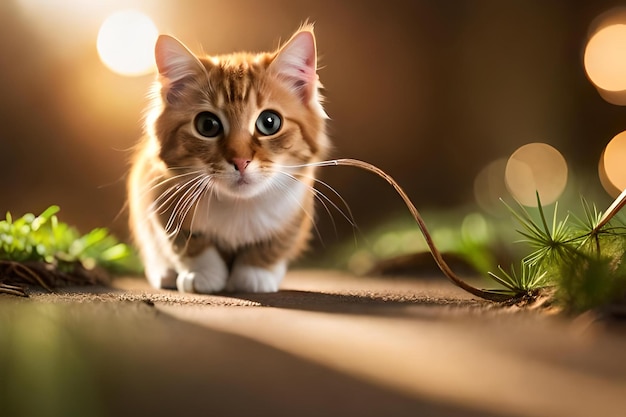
[155,35,205,103]
[270,27,320,106]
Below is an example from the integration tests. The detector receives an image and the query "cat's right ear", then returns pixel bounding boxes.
[155,35,205,103]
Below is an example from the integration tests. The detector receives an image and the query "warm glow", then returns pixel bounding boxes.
[584,24,626,92]
[505,143,568,207]
[600,131,626,197]
[97,10,158,77]
[473,158,508,214]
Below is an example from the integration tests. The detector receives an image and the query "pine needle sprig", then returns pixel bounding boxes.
[502,193,575,269]
[488,261,549,295]
[488,191,626,312]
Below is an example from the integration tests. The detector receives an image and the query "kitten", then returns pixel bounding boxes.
[128,25,329,293]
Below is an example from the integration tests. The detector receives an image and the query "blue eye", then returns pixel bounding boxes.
[194,112,222,137]
[255,110,282,136]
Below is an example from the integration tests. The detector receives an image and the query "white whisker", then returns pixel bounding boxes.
[274,169,357,229]
[138,169,204,201]
[151,173,205,217]
[278,172,338,240]
[164,175,208,237]
[275,160,341,170]
[268,174,324,244]
[294,172,357,228]
[273,169,360,245]
[186,176,214,238]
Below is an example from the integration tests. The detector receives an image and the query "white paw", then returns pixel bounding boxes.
[145,264,177,289]
[176,247,229,294]
[226,261,287,293]
[176,270,227,293]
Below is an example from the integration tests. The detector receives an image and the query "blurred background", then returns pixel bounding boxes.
[2,0,626,272]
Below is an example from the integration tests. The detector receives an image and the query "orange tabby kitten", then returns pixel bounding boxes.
[128,26,329,293]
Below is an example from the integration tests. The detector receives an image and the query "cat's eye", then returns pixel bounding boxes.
[194,112,222,138]
[255,110,282,136]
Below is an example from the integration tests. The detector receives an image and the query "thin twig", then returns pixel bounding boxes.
[595,187,626,233]
[0,259,108,297]
[6,261,54,292]
[0,283,28,297]
[329,158,514,302]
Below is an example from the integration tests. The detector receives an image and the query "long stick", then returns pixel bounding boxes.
[595,187,626,233]
[329,158,513,302]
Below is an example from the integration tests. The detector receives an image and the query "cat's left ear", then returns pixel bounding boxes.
[270,27,320,106]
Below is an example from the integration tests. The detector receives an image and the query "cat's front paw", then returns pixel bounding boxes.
[226,261,287,293]
[176,247,229,294]
[177,270,227,293]
[145,267,177,290]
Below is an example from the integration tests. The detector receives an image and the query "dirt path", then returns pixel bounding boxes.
[1,270,625,417]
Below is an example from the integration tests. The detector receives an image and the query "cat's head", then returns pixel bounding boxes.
[147,25,329,199]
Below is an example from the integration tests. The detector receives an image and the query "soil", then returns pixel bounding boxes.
[1,270,625,417]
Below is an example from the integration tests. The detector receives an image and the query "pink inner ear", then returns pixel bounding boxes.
[271,31,317,102]
[155,35,201,81]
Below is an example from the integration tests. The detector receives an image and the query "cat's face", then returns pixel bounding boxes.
[149,27,328,199]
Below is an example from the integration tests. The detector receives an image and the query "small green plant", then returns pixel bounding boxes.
[488,192,626,312]
[0,205,140,296]
[488,262,549,296]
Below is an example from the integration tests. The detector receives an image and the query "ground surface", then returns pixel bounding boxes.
[1,270,625,417]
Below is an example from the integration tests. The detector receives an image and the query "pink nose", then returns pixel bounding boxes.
[232,158,251,173]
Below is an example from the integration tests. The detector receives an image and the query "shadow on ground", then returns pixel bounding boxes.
[225,289,484,316]
[0,298,507,417]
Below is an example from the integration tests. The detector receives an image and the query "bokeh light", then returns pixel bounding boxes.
[599,131,626,197]
[584,24,626,91]
[96,10,158,77]
[584,8,626,105]
[473,158,508,214]
[504,143,568,206]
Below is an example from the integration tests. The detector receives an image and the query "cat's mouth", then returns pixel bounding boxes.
[236,176,250,186]
[215,171,265,199]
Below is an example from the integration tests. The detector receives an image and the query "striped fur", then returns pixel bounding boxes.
[128,26,329,293]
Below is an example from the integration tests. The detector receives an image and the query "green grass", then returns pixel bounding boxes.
[0,206,140,296]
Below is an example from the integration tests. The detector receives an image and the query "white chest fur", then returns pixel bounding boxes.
[191,178,308,249]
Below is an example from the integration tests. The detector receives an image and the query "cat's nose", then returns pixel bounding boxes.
[232,158,251,173]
